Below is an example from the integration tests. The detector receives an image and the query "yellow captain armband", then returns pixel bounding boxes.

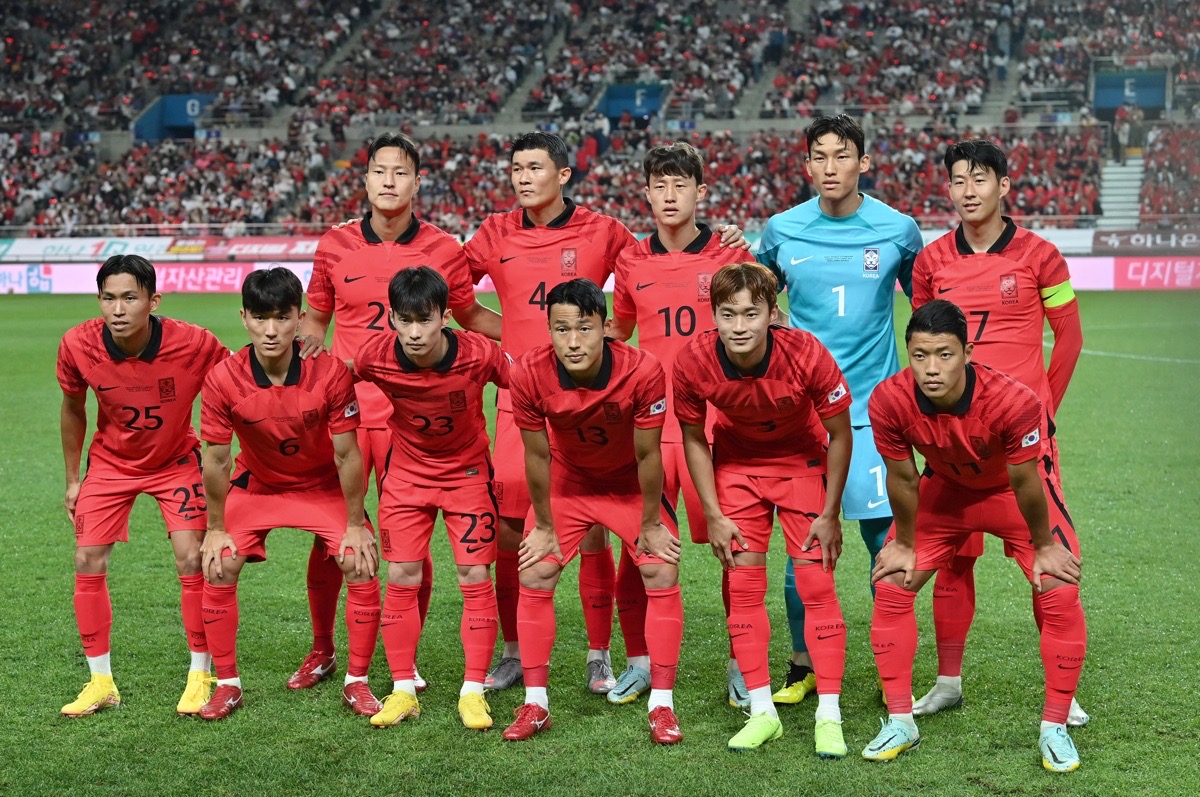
[1040,280,1076,308]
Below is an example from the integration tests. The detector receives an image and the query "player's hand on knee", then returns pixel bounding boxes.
[201,530,236,580]
[297,334,328,360]
[518,525,559,571]
[871,540,915,588]
[708,515,744,570]
[803,514,842,571]
[638,522,681,565]
[1032,543,1081,591]
[340,524,377,577]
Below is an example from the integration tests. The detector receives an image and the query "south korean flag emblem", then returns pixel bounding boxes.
[1021,428,1040,448]
[827,383,847,404]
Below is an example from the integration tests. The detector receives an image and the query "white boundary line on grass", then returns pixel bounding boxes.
[1042,339,1200,364]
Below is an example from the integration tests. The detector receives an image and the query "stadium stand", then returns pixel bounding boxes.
[1140,123,1200,228]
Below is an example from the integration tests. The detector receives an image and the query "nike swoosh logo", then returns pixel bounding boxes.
[203,618,221,624]
[500,256,518,263]
[97,386,118,392]
[817,633,841,640]
[1047,747,1065,764]
[867,499,888,509]
[729,632,750,639]
[243,418,266,425]
[469,625,493,631]
[1056,663,1082,670]
[353,618,376,624]
[868,734,898,752]
[790,256,814,265]
[936,286,957,294]
[465,544,490,554]
[635,282,655,291]
[343,275,366,283]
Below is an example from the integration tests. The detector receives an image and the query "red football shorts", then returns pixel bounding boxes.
[378,477,499,565]
[525,477,679,567]
[73,449,206,546]
[663,441,708,544]
[222,474,355,563]
[357,426,392,493]
[952,437,1066,559]
[715,469,827,560]
[890,471,1080,582]
[491,410,532,520]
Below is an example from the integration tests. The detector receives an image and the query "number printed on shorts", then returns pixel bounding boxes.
[458,511,497,554]
[173,482,207,516]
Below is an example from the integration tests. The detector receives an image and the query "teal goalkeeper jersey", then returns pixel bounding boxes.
[757,193,922,426]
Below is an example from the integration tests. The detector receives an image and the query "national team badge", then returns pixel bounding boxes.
[303,409,320,430]
[775,396,795,410]
[863,248,880,274]
[649,399,666,415]
[1021,429,1041,448]
[1000,273,1018,304]
[344,400,359,418]
[158,377,176,402]
[449,390,467,412]
[561,248,578,276]
[969,435,994,459]
[827,383,847,404]
[697,273,712,301]
[603,402,623,423]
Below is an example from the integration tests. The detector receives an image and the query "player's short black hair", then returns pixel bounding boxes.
[644,142,705,184]
[510,131,569,170]
[368,131,421,172]
[96,254,156,296]
[388,265,448,317]
[241,267,303,314]
[944,138,1008,179]
[806,114,866,158]
[906,299,968,348]
[546,278,607,322]
[709,262,777,313]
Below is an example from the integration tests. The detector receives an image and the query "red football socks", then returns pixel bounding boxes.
[495,548,520,643]
[615,543,648,658]
[871,581,918,715]
[201,581,240,680]
[931,554,977,677]
[459,580,499,683]
[306,544,342,656]
[517,585,556,687]
[793,562,846,694]
[381,582,421,680]
[178,572,207,653]
[344,580,380,678]
[645,584,683,690]
[726,565,770,690]
[73,572,112,658]
[1037,585,1087,724]
[721,568,733,658]
[417,552,434,629]
[578,546,614,651]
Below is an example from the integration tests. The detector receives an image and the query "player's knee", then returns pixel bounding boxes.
[386,561,423,586]
[456,563,491,585]
[74,545,111,574]
[638,563,679,590]
[175,549,202,575]
[519,562,561,591]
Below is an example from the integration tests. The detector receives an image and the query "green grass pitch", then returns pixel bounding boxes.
[0,290,1197,796]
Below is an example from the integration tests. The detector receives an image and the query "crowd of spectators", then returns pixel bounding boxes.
[1140,123,1200,228]
[524,0,788,121]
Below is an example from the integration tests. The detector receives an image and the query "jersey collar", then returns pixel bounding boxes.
[556,338,614,390]
[394,329,459,373]
[915,364,977,415]
[522,197,577,229]
[103,314,163,362]
[954,216,1017,256]
[361,211,421,244]
[649,223,713,254]
[716,327,775,379]
[248,341,303,387]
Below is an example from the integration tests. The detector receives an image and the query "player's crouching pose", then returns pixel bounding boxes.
[674,263,853,757]
[58,255,230,718]
[197,268,380,720]
[864,299,1086,773]
[350,266,507,730]
[504,278,684,744]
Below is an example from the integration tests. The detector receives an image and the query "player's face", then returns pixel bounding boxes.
[907,332,974,408]
[391,306,450,365]
[365,147,421,217]
[511,149,570,212]
[645,172,707,230]
[241,306,303,359]
[713,289,777,365]
[805,133,869,206]
[98,274,161,345]
[548,304,610,385]
[948,161,1010,225]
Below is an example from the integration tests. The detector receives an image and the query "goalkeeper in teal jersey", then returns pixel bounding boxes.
[756,115,923,706]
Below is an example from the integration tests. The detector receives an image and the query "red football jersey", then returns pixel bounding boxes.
[464,199,636,409]
[868,363,1045,492]
[354,329,509,487]
[201,343,361,491]
[673,327,851,477]
[510,339,666,487]
[307,213,477,426]
[912,220,1073,416]
[612,225,746,443]
[57,316,229,475]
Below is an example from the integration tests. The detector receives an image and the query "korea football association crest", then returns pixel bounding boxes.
[1000,273,1019,305]
[862,248,880,278]
[158,377,177,402]
[560,248,578,276]
[448,390,468,413]
[303,409,321,430]
[697,273,713,302]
